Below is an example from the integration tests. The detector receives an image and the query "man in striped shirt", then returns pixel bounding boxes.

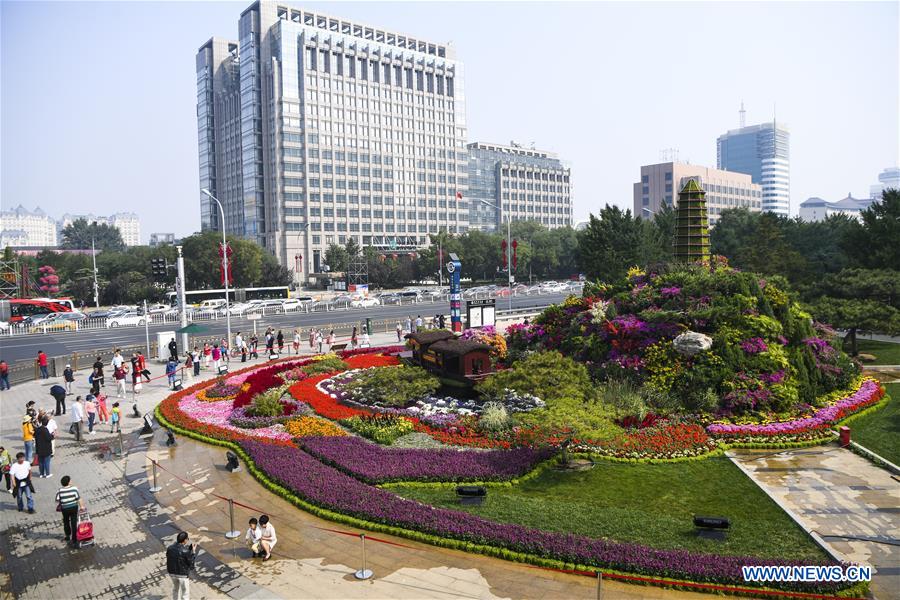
[55,476,84,547]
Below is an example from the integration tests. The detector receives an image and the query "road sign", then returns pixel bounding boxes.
[247,314,262,320]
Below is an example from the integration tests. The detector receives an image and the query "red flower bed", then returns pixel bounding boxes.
[290,353,400,420]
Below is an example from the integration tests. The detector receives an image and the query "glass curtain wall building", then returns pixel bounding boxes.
[466,142,572,232]
[717,122,790,216]
[197,1,468,281]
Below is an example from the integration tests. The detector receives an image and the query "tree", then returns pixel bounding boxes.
[577,206,643,282]
[809,268,900,355]
[842,188,900,269]
[260,253,292,286]
[345,237,361,261]
[639,204,675,268]
[324,243,349,272]
[60,218,125,252]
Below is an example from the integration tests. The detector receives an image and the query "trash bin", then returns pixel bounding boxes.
[839,426,851,447]
[365,317,372,336]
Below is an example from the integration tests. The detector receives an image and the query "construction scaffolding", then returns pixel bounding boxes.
[0,258,19,299]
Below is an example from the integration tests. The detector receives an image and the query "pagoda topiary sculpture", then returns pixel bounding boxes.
[673,178,710,263]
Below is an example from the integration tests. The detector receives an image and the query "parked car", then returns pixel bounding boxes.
[350,297,381,308]
[280,298,302,311]
[106,312,150,328]
[146,303,169,314]
[398,291,422,302]
[294,295,316,306]
[28,312,83,332]
[421,289,446,300]
[253,299,285,313]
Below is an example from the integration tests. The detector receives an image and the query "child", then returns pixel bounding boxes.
[84,395,97,434]
[245,517,262,557]
[96,394,109,425]
[110,402,121,433]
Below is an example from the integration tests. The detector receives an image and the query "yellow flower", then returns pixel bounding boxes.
[627,266,646,279]
[285,416,347,437]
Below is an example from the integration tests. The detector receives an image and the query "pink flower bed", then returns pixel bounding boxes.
[178,390,293,442]
[707,379,884,438]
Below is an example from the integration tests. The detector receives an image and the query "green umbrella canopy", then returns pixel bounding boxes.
[175,323,209,334]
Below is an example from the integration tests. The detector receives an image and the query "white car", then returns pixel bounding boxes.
[106,312,151,328]
[350,297,381,308]
[146,303,169,314]
[280,298,301,311]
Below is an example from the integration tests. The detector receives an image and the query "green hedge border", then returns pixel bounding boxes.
[155,406,867,600]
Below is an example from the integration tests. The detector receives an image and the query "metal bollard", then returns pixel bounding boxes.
[354,533,373,580]
[117,430,125,457]
[225,499,241,539]
[149,460,162,493]
[596,572,603,600]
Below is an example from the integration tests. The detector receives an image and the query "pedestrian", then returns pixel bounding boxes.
[265,329,274,353]
[276,330,284,354]
[0,359,9,390]
[203,343,211,369]
[50,383,67,416]
[166,531,196,600]
[56,475,84,547]
[92,356,105,388]
[415,315,423,332]
[438,314,446,329]
[235,332,243,355]
[0,446,11,493]
[63,364,75,394]
[84,395,97,434]
[361,330,370,348]
[258,515,277,561]
[10,452,35,513]
[191,347,201,376]
[96,393,109,425]
[110,402,121,433]
[396,322,402,342]
[404,316,412,335]
[35,417,53,478]
[166,356,179,387]
[111,348,124,371]
[326,329,335,352]
[240,341,248,363]
[114,365,127,398]
[168,338,178,361]
[70,396,84,442]
[25,400,38,424]
[183,351,193,379]
[221,338,230,363]
[350,326,358,349]
[22,415,36,463]
[37,350,49,379]
[523,317,530,326]
[315,329,324,354]
[292,329,301,355]
[137,351,150,382]
[89,367,101,397]
[130,355,139,386]
[249,336,259,360]
[245,517,262,557]
[308,328,315,350]
[211,344,221,372]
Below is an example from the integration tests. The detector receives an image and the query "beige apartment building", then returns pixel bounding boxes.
[633,162,762,226]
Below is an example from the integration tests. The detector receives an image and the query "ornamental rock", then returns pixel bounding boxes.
[673,331,713,357]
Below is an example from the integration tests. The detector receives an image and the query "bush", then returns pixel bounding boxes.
[477,351,594,406]
[247,386,290,417]
[341,414,415,444]
[343,365,440,407]
[477,402,512,433]
[303,355,349,375]
[598,379,648,418]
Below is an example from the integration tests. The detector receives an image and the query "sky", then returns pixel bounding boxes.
[2,1,898,241]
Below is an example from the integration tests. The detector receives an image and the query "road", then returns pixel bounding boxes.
[0,293,566,366]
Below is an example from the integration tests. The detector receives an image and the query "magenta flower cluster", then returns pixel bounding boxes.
[708,379,881,436]
[241,439,844,591]
[739,337,768,354]
[296,436,553,483]
[660,286,682,298]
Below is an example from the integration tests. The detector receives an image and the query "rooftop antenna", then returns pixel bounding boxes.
[659,148,680,163]
[739,101,746,128]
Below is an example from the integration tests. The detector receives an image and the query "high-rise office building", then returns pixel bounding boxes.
[870,167,900,200]
[0,206,58,247]
[467,142,572,232]
[633,162,761,226]
[717,119,790,216]
[197,1,468,281]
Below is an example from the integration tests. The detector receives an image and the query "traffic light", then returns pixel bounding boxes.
[151,258,167,279]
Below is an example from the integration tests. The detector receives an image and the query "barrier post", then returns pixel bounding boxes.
[149,460,162,493]
[117,430,125,457]
[354,533,373,580]
[596,572,603,600]
[225,499,241,539]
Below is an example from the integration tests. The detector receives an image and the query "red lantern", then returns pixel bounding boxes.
[501,239,508,268]
[512,239,518,269]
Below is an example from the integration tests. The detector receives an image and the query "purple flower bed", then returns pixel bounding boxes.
[241,440,845,592]
[228,399,311,429]
[297,435,554,483]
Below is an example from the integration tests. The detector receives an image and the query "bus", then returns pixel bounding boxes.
[165,286,290,307]
[0,298,73,323]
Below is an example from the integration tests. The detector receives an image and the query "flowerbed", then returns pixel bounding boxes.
[573,422,719,460]
[285,416,348,438]
[196,380,242,402]
[228,398,311,429]
[707,378,885,440]
[241,439,850,594]
[341,414,415,444]
[297,435,555,483]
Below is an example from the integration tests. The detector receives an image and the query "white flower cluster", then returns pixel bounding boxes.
[589,300,611,325]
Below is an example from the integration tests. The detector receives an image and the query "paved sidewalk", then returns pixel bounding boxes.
[730,445,900,600]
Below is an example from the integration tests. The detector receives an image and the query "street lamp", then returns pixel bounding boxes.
[200,188,232,352]
[479,199,512,310]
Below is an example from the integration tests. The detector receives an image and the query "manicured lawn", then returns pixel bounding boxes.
[849,339,900,365]
[391,456,825,561]
[847,383,900,465]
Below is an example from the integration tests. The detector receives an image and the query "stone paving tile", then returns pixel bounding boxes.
[730,446,900,600]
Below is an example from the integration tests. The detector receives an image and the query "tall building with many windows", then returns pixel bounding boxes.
[633,162,761,227]
[466,142,572,232]
[197,1,468,280]
[717,121,790,216]
[0,206,58,247]
[58,213,141,246]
